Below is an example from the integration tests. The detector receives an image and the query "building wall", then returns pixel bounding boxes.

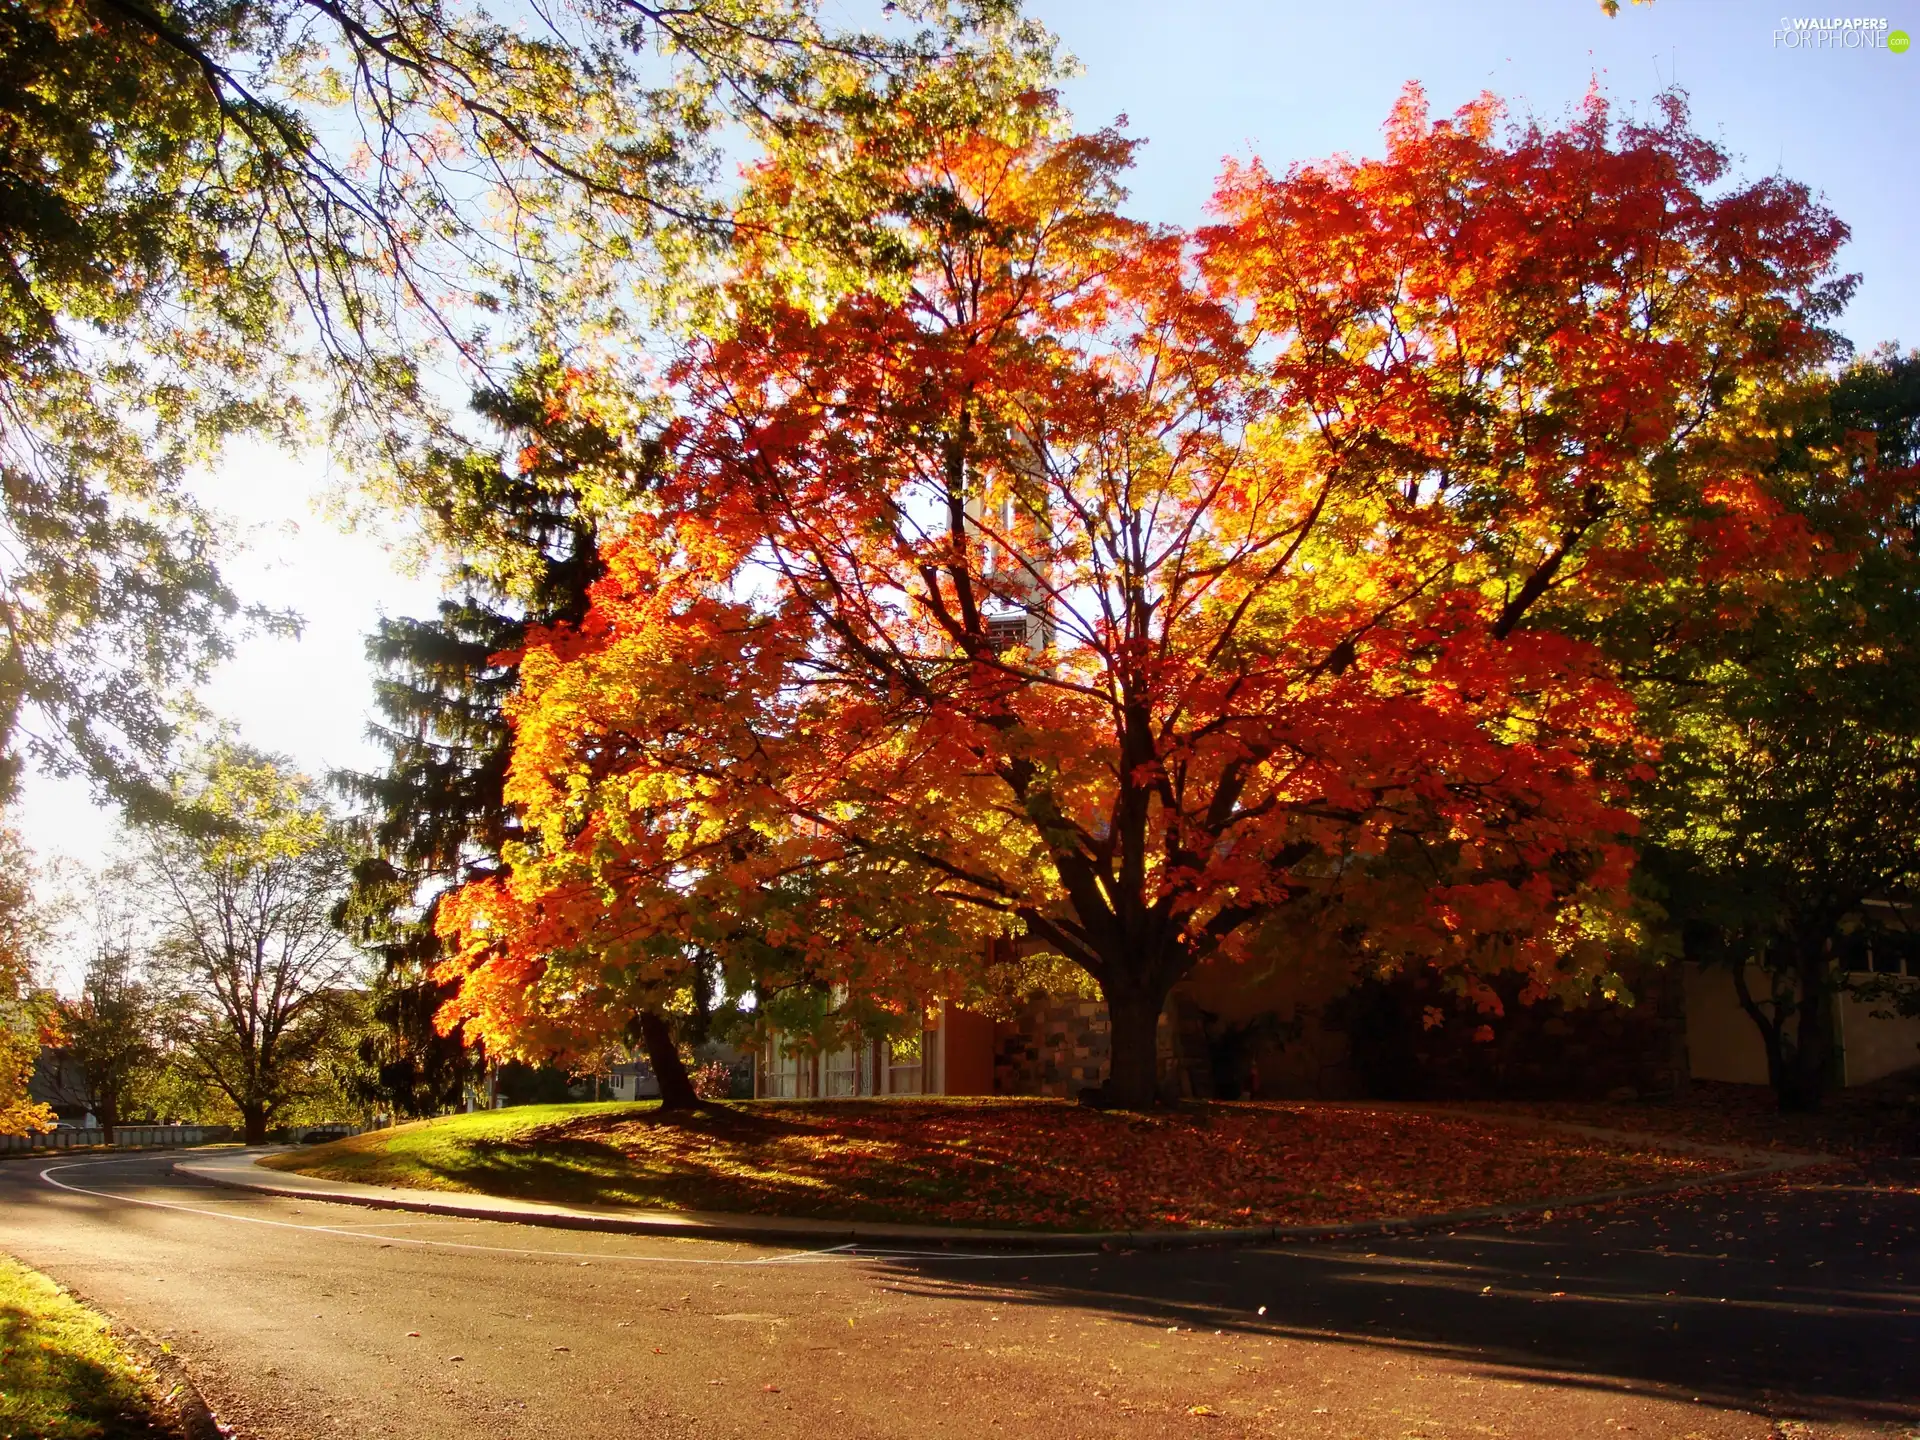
[993,997,1109,1096]
[989,996,1186,1098]
[943,1009,998,1095]
[1838,985,1920,1085]
[1684,962,1774,1085]
[1685,961,1920,1088]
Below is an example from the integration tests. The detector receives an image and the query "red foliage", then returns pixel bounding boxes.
[438,87,1849,1102]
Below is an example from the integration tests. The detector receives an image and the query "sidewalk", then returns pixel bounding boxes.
[173,1120,1834,1252]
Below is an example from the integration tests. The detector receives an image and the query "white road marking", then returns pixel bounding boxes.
[37,1157,1098,1265]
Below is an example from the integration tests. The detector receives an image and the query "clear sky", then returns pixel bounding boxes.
[19,0,1917,958]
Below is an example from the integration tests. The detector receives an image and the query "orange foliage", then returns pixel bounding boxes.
[526,1101,1727,1231]
[437,87,1848,1101]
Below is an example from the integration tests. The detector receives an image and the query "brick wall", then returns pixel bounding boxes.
[994,997,1108,1096]
[990,996,1184,1097]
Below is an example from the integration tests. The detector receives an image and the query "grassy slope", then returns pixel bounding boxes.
[0,1254,179,1440]
[262,1097,1734,1231]
[258,1102,645,1205]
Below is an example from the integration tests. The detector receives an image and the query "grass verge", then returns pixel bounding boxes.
[0,1254,182,1440]
[262,1097,1745,1231]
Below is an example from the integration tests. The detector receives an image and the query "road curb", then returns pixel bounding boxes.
[113,1319,227,1440]
[174,1138,1835,1253]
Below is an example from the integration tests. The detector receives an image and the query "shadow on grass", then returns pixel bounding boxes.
[431,1103,1041,1223]
[291,1098,1739,1233]
[873,1160,1920,1426]
[0,1298,176,1440]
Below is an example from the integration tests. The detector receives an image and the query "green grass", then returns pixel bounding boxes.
[262,1097,1733,1232]
[259,1101,649,1207]
[0,1255,179,1440]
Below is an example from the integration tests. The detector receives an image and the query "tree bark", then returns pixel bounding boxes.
[1102,982,1169,1109]
[242,1105,269,1146]
[1773,950,1837,1112]
[638,1009,700,1112]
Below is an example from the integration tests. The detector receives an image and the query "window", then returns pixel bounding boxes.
[1876,930,1920,977]
[984,610,1030,654]
[886,1034,924,1095]
[762,1047,810,1099]
[1840,932,1873,973]
[824,1046,862,1097]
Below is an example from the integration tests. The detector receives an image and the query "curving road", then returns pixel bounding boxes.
[1,1149,1915,1439]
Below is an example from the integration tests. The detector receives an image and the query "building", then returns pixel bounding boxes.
[755,1009,999,1098]
[1686,930,1920,1088]
[606,1060,661,1101]
[752,920,1920,1104]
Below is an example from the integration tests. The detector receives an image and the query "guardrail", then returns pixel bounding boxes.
[0,1125,234,1154]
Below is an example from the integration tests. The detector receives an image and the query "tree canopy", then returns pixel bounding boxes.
[136,744,363,1142]
[432,84,1851,1106]
[0,0,1055,813]
[1637,348,1920,1107]
[0,826,56,1135]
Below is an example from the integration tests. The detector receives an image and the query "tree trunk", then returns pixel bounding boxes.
[1102,982,1169,1109]
[242,1105,269,1146]
[1773,952,1837,1112]
[638,1009,700,1112]
[97,1096,118,1147]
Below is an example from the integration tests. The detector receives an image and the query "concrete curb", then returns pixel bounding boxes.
[113,1319,227,1440]
[174,1127,1837,1253]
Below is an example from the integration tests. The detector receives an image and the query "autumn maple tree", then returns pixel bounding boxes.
[438,84,1849,1107]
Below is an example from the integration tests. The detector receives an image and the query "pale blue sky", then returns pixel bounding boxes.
[21,0,1918,947]
[1042,0,1916,348]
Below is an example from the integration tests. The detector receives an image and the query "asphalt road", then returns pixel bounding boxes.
[1,1150,1915,1440]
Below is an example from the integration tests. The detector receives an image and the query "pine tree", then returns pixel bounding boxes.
[338,361,660,1115]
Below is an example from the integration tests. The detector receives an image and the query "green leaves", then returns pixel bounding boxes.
[136,743,366,1137]
[1631,348,1920,1106]
[1,0,1047,814]
[0,826,57,1137]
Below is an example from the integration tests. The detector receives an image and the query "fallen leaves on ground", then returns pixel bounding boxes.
[1464,1078,1920,1160]
[488,1098,1735,1231]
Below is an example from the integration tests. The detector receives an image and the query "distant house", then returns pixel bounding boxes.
[27,1048,92,1125]
[607,1059,661,1101]
[1686,920,1920,1088]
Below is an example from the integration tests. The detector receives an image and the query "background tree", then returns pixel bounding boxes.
[1,0,1054,814]
[138,745,365,1143]
[0,826,57,1135]
[1637,348,1920,1109]
[441,86,1849,1106]
[54,913,158,1143]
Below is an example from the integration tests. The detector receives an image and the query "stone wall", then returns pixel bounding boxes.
[988,964,1686,1102]
[993,997,1109,1096]
[0,1124,234,1153]
[991,996,1186,1097]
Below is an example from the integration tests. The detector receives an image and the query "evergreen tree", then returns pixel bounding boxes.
[338,361,663,1114]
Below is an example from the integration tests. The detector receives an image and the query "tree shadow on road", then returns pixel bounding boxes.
[876,1164,1920,1426]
